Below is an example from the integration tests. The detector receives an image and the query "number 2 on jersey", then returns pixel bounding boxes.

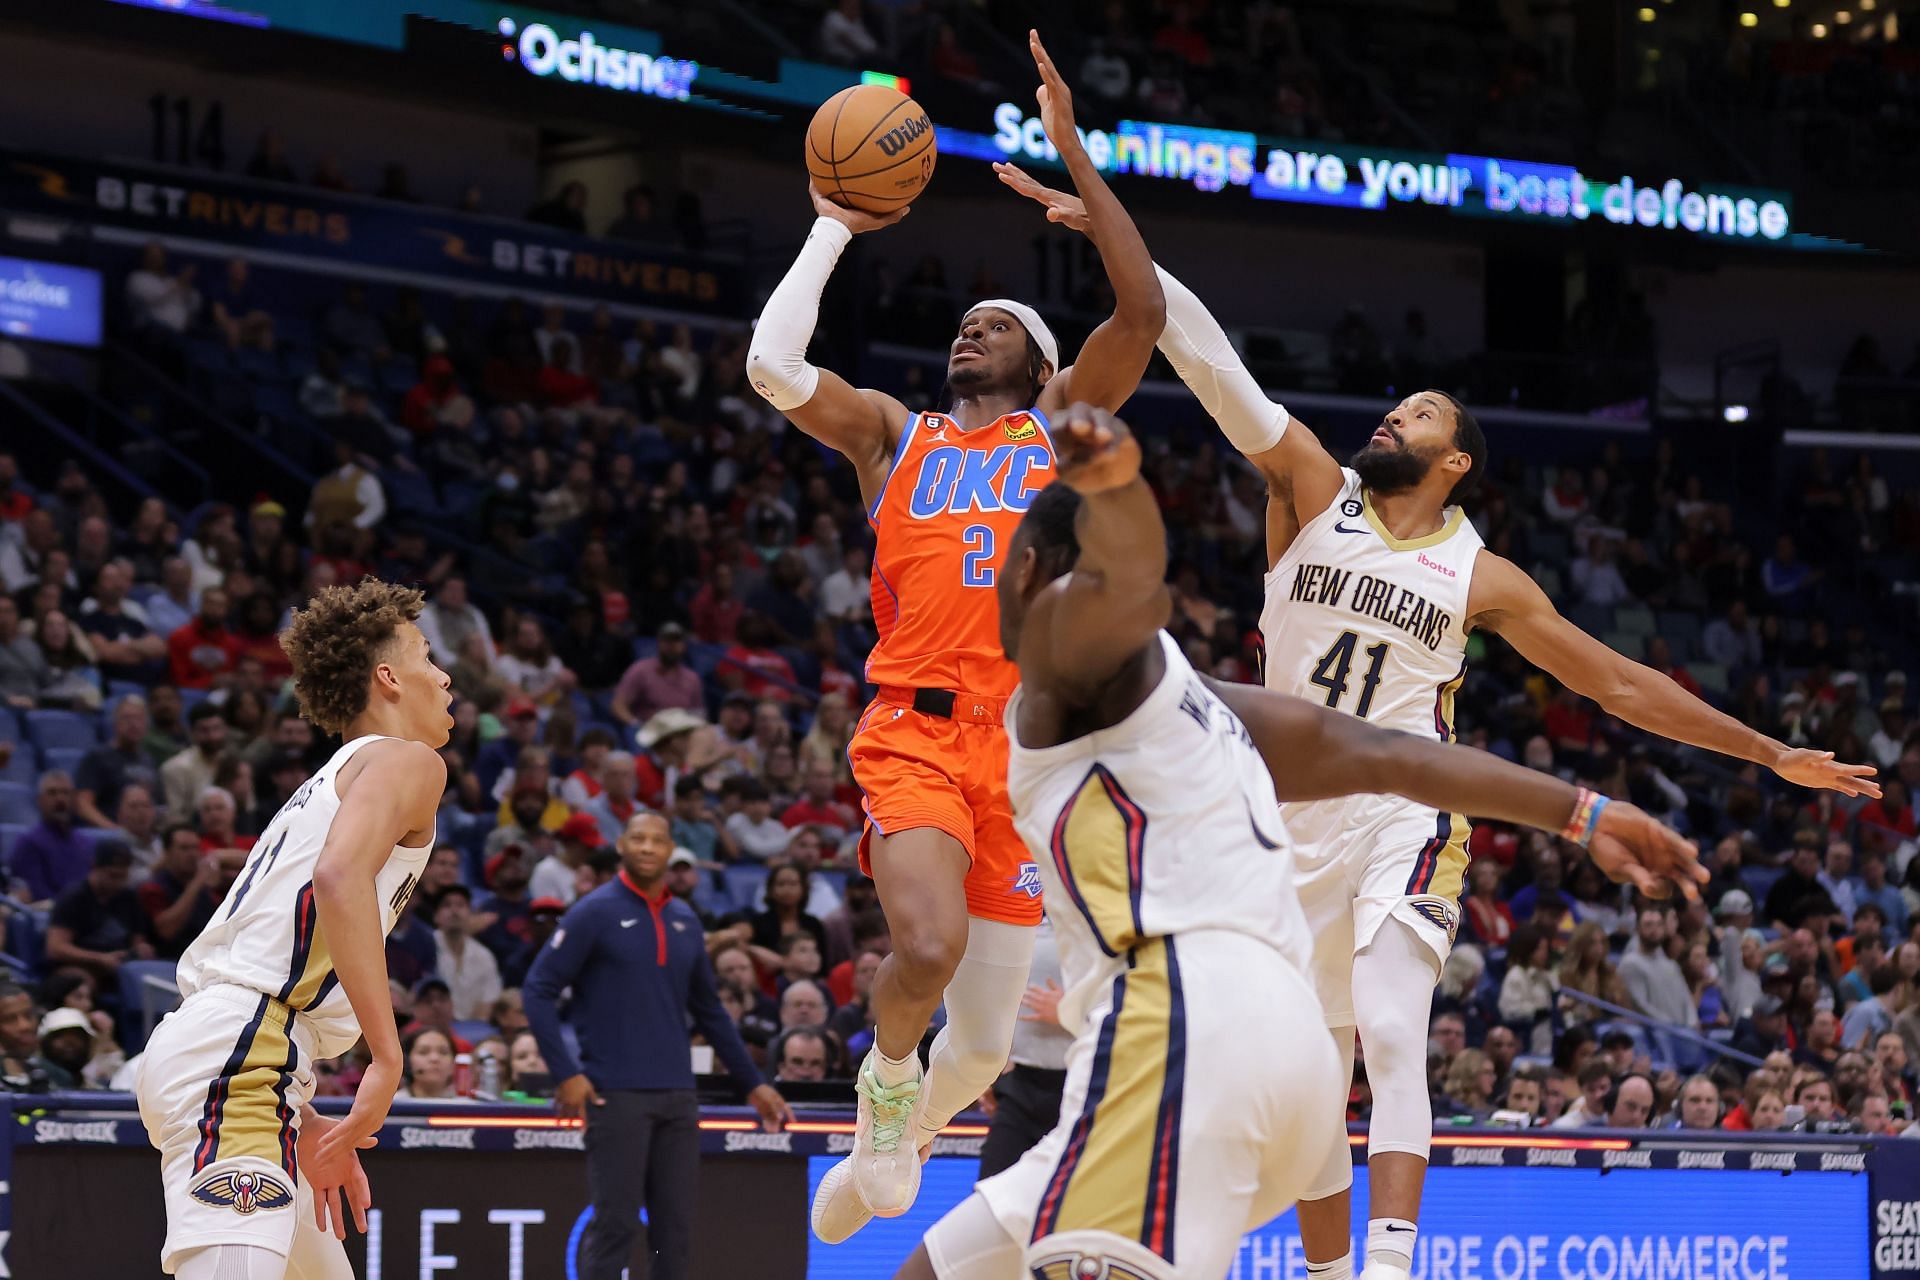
[1309,630,1388,717]
[962,524,995,587]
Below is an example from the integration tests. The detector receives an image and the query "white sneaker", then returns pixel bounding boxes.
[809,1156,874,1244]
[849,1049,925,1216]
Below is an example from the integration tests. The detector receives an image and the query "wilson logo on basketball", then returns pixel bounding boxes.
[875,114,931,158]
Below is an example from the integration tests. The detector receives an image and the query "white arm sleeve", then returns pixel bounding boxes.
[1154,265,1288,457]
[746,216,851,411]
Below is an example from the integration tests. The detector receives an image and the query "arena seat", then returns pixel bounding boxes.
[25,709,99,755]
[724,864,769,913]
[0,783,35,827]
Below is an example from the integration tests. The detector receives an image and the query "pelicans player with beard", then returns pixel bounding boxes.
[747,33,1164,1239]
[995,165,1880,1280]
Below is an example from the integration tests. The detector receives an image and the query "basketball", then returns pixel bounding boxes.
[806,83,937,215]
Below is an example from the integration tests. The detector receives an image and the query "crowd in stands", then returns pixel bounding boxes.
[0,79,1917,1128]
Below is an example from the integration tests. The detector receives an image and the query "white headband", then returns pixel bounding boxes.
[968,298,1059,374]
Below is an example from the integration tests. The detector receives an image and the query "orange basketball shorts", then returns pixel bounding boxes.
[848,693,1042,927]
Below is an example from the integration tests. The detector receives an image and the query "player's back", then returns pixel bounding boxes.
[1006,632,1312,1034]
[178,734,430,1058]
[867,407,1055,698]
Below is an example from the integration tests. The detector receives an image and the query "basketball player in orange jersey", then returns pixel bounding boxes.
[747,31,1165,1239]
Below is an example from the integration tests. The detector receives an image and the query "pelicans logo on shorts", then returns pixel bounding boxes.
[191,1169,294,1215]
[1408,896,1460,942]
[1030,1255,1155,1280]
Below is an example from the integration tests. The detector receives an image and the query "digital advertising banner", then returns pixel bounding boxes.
[0,147,744,315]
[0,255,102,347]
[2,1096,1893,1280]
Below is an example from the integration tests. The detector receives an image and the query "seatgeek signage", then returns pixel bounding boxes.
[954,104,1798,246]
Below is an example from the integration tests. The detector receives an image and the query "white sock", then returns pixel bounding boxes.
[1307,1249,1355,1280]
[870,1045,921,1088]
[1368,1218,1418,1273]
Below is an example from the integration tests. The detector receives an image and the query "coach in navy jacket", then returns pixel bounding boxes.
[525,810,791,1280]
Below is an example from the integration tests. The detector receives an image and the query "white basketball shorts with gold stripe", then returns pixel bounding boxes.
[135,982,346,1277]
[965,931,1345,1280]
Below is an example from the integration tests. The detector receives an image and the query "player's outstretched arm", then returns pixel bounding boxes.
[1020,32,1164,415]
[1203,676,1709,901]
[1024,406,1171,699]
[1470,553,1882,798]
[746,183,910,475]
[311,740,445,1144]
[995,160,1341,557]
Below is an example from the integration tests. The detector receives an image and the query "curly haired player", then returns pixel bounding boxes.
[135,579,453,1280]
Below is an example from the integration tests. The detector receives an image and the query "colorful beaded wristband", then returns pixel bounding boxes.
[1560,787,1610,846]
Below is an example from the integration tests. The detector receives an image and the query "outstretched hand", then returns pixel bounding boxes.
[1772,748,1881,799]
[993,162,1091,233]
[1053,403,1142,495]
[1029,30,1080,157]
[1586,800,1710,902]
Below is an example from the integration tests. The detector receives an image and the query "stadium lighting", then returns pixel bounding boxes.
[1861,0,1875,9]
[1812,22,1828,35]
[1740,12,1758,25]
[1637,7,1656,20]
[1772,0,1789,7]
[1723,405,1751,423]
[1836,9,1851,22]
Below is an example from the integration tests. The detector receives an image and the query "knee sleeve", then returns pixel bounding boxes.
[923,1192,1024,1280]
[1304,1024,1359,1202]
[1027,1230,1178,1280]
[175,1244,286,1280]
[1354,919,1442,1163]
[921,918,1035,1132]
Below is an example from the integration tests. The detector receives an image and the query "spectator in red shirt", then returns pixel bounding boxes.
[166,585,243,689]
[1462,858,1516,949]
[1858,778,1916,847]
[1152,1,1213,67]
[690,562,742,644]
[140,821,224,960]
[781,759,857,838]
[611,621,704,728]
[400,354,476,437]
[196,785,256,856]
[536,335,599,408]
[1543,685,1595,754]
[720,614,797,702]
[1644,636,1703,700]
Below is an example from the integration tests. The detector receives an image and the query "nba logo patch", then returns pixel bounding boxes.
[1011,861,1043,899]
[1003,413,1038,442]
[191,1169,294,1215]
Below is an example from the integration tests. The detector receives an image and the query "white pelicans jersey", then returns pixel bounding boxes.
[177,734,431,1058]
[1260,469,1483,995]
[1006,631,1313,1037]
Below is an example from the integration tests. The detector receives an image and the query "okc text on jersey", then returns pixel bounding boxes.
[908,438,1051,517]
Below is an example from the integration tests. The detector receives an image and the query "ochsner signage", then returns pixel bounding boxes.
[500,16,697,100]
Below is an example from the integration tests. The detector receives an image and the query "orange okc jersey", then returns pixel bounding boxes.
[866,408,1056,695]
